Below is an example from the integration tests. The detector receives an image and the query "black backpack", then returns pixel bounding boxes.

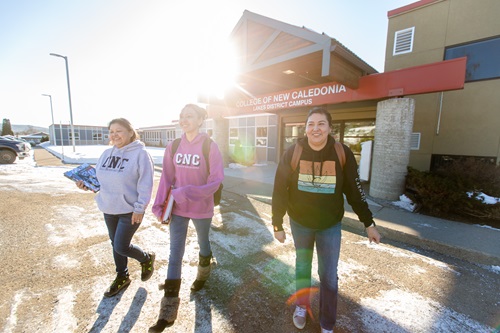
[171,137,223,206]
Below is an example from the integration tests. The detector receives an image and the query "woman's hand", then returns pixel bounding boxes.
[76,180,89,191]
[132,212,144,225]
[274,230,286,243]
[366,226,381,244]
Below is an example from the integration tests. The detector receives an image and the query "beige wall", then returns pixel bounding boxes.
[433,80,500,157]
[444,0,500,45]
[386,0,500,170]
[386,0,500,71]
[385,0,449,71]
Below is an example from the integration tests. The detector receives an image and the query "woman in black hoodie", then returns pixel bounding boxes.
[272,107,380,333]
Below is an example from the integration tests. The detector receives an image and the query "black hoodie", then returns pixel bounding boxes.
[272,135,374,231]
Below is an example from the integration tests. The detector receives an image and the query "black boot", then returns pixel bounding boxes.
[191,253,214,292]
[149,279,181,333]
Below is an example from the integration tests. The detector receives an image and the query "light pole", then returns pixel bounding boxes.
[41,94,56,145]
[50,53,76,152]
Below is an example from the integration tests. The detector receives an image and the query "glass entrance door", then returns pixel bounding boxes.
[283,122,305,152]
[341,120,375,162]
[281,119,375,163]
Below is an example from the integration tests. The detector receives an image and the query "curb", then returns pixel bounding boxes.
[341,215,500,267]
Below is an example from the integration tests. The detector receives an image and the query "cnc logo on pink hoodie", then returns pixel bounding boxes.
[175,153,202,167]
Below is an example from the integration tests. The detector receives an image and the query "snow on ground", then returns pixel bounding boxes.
[392,194,416,212]
[1,150,498,332]
[350,240,460,275]
[358,289,493,333]
[467,191,500,204]
[39,142,166,165]
[393,190,500,212]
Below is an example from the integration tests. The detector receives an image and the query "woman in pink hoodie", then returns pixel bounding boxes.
[149,104,224,332]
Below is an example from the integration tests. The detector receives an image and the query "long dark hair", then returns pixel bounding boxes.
[306,106,333,129]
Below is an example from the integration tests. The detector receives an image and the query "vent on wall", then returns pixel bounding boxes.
[410,132,421,150]
[393,27,415,55]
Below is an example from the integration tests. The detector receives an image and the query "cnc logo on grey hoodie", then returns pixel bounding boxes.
[101,154,130,171]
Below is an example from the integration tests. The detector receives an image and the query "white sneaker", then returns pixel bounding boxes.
[293,305,307,329]
[321,328,334,333]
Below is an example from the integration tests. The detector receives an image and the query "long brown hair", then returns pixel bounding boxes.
[181,104,207,128]
[108,118,139,144]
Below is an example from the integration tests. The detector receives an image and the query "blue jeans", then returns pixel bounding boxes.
[290,218,342,330]
[103,213,148,276]
[166,214,212,280]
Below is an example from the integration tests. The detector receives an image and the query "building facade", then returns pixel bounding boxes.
[205,1,499,200]
[385,0,500,170]
[137,120,215,147]
[140,0,498,200]
[48,124,109,146]
[209,5,473,169]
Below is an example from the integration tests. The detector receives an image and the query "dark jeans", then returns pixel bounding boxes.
[290,218,342,330]
[103,213,148,276]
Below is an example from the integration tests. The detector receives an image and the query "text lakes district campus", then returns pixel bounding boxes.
[237,84,348,112]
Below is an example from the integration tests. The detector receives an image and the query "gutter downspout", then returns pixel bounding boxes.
[436,92,444,135]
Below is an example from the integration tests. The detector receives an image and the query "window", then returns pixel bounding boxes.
[343,121,375,157]
[92,132,102,141]
[445,36,500,82]
[393,27,415,55]
[229,128,239,145]
[283,123,305,151]
[256,127,267,137]
[68,130,80,140]
[256,127,267,147]
[256,139,267,146]
[166,129,176,143]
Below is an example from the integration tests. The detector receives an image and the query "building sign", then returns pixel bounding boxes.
[235,82,350,113]
[232,57,467,115]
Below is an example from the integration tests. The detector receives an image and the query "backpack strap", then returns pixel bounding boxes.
[171,138,181,156]
[291,143,302,171]
[168,138,182,185]
[202,137,212,172]
[334,142,346,170]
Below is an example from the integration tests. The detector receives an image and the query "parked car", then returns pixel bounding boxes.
[2,135,33,146]
[0,136,31,164]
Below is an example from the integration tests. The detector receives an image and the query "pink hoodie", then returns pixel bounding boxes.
[152,132,224,219]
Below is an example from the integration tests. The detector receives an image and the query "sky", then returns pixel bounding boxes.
[0,0,416,129]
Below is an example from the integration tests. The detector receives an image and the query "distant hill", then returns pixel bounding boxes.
[12,125,49,134]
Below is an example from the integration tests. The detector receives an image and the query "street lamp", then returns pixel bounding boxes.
[49,53,76,152]
[41,94,56,145]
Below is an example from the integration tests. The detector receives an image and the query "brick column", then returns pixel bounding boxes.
[369,98,415,200]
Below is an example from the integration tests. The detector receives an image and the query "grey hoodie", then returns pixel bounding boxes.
[95,140,154,215]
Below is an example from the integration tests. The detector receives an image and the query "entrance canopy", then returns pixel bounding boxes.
[221,10,466,116]
[228,10,377,97]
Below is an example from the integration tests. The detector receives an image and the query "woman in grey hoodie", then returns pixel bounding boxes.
[77,118,155,297]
